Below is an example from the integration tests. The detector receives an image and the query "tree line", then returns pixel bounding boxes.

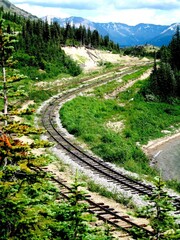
[0,8,120,80]
[144,26,180,102]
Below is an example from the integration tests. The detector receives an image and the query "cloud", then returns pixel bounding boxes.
[12,0,180,12]
[112,0,180,10]
[12,0,101,10]
[11,0,180,25]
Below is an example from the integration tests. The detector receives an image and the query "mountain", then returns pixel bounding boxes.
[0,0,178,47]
[149,23,180,46]
[0,0,37,19]
[43,16,179,47]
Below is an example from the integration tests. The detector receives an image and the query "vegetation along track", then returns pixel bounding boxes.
[30,165,153,237]
[39,64,180,214]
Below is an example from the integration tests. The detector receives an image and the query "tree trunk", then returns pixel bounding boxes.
[3,66,8,126]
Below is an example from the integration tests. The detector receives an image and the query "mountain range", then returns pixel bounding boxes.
[43,16,179,47]
[0,0,179,47]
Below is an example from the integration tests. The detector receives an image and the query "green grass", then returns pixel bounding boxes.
[60,95,155,176]
[92,65,152,98]
[60,75,180,183]
[82,177,135,208]
[93,80,120,97]
[122,65,151,82]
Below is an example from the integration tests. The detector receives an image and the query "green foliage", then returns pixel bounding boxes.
[0,177,58,240]
[44,175,114,240]
[0,6,122,81]
[93,80,120,97]
[166,179,180,193]
[84,178,134,208]
[146,62,177,101]
[144,27,180,101]
[137,177,180,240]
[60,95,155,175]
[123,45,158,58]
[0,14,114,239]
[169,26,180,71]
[122,65,151,82]
[60,86,180,178]
[92,66,151,99]
[121,100,180,143]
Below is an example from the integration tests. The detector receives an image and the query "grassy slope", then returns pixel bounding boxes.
[60,67,180,186]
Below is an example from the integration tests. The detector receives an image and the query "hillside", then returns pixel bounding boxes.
[1,4,180,239]
[62,46,150,71]
[0,0,37,19]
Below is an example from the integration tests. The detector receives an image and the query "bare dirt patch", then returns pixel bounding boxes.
[62,46,150,72]
[106,120,124,133]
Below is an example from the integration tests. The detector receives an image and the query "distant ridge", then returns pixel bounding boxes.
[43,15,179,47]
[0,0,178,46]
[0,0,37,19]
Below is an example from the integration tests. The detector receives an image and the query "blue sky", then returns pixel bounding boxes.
[11,0,180,25]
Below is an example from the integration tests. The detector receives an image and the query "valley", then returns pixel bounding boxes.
[0,3,180,238]
[35,51,180,237]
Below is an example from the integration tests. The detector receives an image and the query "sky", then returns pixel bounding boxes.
[11,0,180,26]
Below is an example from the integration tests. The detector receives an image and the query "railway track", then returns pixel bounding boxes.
[30,165,153,238]
[39,64,180,220]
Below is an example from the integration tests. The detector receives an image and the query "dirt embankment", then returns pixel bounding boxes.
[62,46,150,71]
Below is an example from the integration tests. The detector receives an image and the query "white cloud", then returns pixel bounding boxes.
[15,4,70,18]
[13,0,180,10]
[112,0,180,10]
[11,0,102,9]
[11,0,180,25]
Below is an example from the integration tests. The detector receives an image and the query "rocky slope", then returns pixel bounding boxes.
[0,0,37,19]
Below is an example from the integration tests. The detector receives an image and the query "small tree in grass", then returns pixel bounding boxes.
[142,177,180,240]
[49,173,114,240]
[148,177,180,239]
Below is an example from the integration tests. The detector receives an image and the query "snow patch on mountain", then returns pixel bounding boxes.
[42,15,179,47]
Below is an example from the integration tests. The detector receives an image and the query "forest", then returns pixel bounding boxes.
[143,26,180,102]
[0,8,180,240]
[0,6,120,80]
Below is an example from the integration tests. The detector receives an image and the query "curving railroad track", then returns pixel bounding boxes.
[38,65,180,233]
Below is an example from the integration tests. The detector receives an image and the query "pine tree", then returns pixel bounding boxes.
[147,27,180,101]
[169,25,180,71]
[145,177,180,240]
[0,13,18,125]
[86,27,92,47]
[156,62,176,100]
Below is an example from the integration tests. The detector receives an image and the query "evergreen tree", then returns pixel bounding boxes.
[157,62,176,100]
[145,177,180,240]
[146,27,180,101]
[86,27,92,47]
[0,13,17,125]
[92,30,100,48]
[169,25,180,71]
